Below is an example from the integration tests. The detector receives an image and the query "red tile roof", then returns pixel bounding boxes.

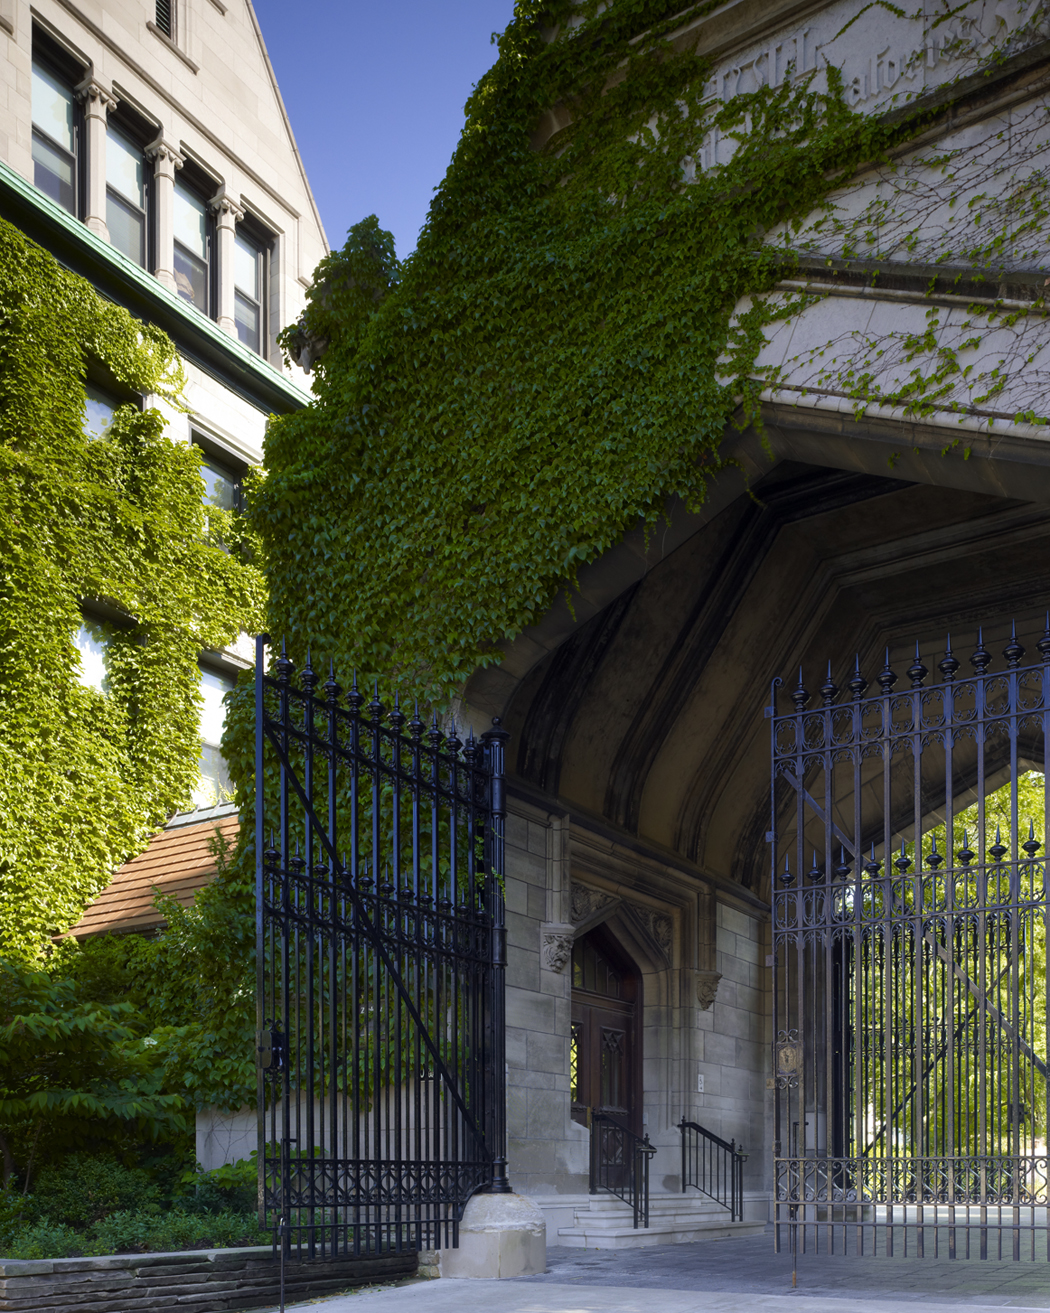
[66,812,240,938]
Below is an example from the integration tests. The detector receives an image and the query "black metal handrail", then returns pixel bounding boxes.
[679,1119,747,1222]
[589,1110,656,1228]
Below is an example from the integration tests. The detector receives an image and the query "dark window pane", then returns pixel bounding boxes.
[234,290,260,353]
[107,190,145,265]
[174,242,208,311]
[32,130,75,213]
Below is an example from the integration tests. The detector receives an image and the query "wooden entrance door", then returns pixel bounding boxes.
[570,926,640,1134]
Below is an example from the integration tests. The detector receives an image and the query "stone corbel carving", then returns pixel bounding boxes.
[695,969,721,1011]
[569,881,621,935]
[540,923,575,972]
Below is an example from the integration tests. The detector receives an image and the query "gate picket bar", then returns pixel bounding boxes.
[254,637,511,1260]
[769,626,1050,1260]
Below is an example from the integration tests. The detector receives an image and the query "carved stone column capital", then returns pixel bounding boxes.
[146,137,185,173]
[540,923,575,973]
[210,188,245,226]
[75,77,117,117]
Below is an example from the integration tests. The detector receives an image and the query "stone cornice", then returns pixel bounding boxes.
[0,159,311,415]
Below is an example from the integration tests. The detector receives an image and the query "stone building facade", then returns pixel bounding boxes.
[0,0,326,802]
[457,0,1050,1248]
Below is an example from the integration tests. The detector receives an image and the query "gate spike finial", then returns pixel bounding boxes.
[275,639,294,684]
[864,843,881,878]
[927,833,943,870]
[1022,819,1041,857]
[847,654,868,700]
[322,659,340,704]
[971,627,991,675]
[938,635,960,682]
[301,647,318,692]
[409,700,424,742]
[820,661,838,706]
[834,846,852,880]
[894,840,912,874]
[388,691,405,731]
[779,855,794,887]
[1038,612,1050,662]
[989,824,1007,863]
[369,681,384,723]
[807,849,823,883]
[877,648,897,694]
[347,668,364,714]
[791,667,810,711]
[907,640,927,689]
[957,830,975,867]
[1003,619,1025,669]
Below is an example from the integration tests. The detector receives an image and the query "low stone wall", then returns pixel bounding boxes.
[0,1245,418,1312]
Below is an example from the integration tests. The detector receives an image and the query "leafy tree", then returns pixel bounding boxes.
[0,960,186,1190]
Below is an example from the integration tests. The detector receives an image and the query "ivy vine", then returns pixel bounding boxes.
[253,0,1026,710]
[0,219,264,961]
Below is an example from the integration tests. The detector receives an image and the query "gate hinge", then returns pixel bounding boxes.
[765,831,775,843]
[764,705,775,718]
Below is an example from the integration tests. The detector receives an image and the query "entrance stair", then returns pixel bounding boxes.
[554,1193,765,1248]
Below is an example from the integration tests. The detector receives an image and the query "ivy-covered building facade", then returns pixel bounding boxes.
[442,0,1050,1247]
[245,0,1050,1252]
[0,0,326,956]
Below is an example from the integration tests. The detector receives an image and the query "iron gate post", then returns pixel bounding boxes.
[481,718,512,1194]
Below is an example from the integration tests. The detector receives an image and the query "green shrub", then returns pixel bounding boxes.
[3,1219,82,1260]
[177,1156,257,1216]
[86,1208,266,1256]
[28,1153,160,1228]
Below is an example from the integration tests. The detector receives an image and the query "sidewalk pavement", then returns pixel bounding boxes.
[269,1282,1049,1313]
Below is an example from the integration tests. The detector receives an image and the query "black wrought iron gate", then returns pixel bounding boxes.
[769,627,1049,1259]
[254,637,510,1258]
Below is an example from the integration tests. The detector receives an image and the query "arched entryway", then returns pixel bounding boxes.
[570,925,642,1136]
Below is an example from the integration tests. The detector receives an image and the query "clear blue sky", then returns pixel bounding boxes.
[252,1,517,263]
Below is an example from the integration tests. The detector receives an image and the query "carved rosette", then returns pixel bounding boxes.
[695,969,721,1011]
[540,923,575,972]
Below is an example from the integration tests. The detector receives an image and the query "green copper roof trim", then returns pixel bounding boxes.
[0,158,314,415]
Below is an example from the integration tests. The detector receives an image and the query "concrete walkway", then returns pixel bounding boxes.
[274,1283,1047,1313]
[266,1232,1050,1313]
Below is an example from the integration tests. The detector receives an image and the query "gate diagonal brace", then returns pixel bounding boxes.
[783,770,857,859]
[782,775,1047,1082]
[924,931,1049,1082]
[262,720,490,1151]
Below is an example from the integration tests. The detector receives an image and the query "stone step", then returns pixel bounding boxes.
[557,1217,766,1249]
[556,1192,765,1248]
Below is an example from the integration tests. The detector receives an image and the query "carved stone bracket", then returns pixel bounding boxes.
[695,969,721,1011]
[569,881,620,935]
[540,922,575,972]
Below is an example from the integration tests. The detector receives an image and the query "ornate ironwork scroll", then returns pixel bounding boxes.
[254,638,510,1260]
[769,628,1050,1259]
